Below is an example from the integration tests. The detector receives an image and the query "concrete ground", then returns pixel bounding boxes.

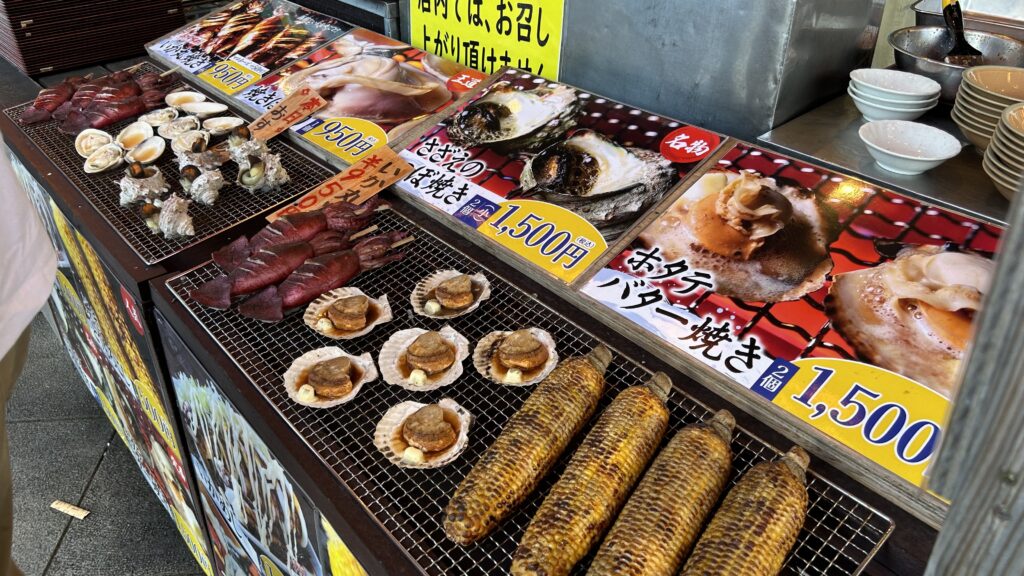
[6,315,202,576]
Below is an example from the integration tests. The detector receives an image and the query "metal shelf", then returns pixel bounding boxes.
[166,208,892,575]
[3,61,334,265]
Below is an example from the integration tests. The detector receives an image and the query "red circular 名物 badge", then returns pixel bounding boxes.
[659,126,721,164]
[120,285,146,336]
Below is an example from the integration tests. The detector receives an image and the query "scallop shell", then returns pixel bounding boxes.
[74,129,113,158]
[171,130,211,154]
[125,136,166,165]
[472,328,559,387]
[283,347,378,408]
[158,116,201,140]
[116,121,154,150]
[303,288,393,340]
[165,91,207,109]
[411,270,492,319]
[83,143,123,174]
[379,326,469,391]
[139,107,179,127]
[373,398,472,469]
[203,116,244,136]
[181,101,228,118]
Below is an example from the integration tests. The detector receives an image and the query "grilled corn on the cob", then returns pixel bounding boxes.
[680,446,810,576]
[443,345,613,545]
[511,375,672,576]
[587,410,735,576]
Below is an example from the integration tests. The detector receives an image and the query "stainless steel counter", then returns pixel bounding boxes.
[758,95,1009,226]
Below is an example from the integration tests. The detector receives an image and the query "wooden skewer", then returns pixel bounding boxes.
[122,62,145,73]
[348,225,378,241]
[390,235,416,250]
[159,67,180,77]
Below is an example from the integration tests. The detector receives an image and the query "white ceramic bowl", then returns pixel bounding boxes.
[849,83,939,108]
[850,68,942,102]
[858,120,961,174]
[850,92,936,121]
[953,105,997,134]
[963,66,1024,106]
[958,100,1002,125]
[982,152,1021,199]
[953,115,993,150]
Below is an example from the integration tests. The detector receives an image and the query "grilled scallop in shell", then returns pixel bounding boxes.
[379,326,469,391]
[283,347,377,408]
[303,288,393,340]
[826,244,992,397]
[447,81,582,153]
[518,130,677,233]
[473,328,558,386]
[639,170,840,302]
[411,270,491,319]
[374,398,472,468]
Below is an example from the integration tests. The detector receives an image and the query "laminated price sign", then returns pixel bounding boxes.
[248,85,327,141]
[395,68,722,284]
[583,141,1003,487]
[410,0,566,79]
[198,58,263,94]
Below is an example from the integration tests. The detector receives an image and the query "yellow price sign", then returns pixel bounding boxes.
[199,60,261,94]
[769,358,948,486]
[301,117,388,165]
[479,200,606,283]
[410,0,565,79]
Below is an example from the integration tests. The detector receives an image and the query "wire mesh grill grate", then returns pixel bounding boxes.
[3,62,334,265]
[166,208,892,575]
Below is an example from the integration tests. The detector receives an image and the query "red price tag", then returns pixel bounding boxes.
[659,126,721,163]
[446,69,489,93]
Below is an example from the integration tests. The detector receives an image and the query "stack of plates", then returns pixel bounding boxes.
[983,103,1024,199]
[849,68,941,121]
[953,65,1024,151]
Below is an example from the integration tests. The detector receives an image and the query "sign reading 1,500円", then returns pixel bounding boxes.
[758,358,948,486]
[480,200,606,283]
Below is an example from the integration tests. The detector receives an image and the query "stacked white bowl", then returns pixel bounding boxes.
[849,69,941,121]
[982,103,1024,199]
[953,65,1024,151]
[859,120,961,175]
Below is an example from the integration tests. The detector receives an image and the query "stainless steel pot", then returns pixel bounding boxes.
[889,26,1024,103]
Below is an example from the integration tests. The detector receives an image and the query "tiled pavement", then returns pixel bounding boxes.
[6,315,202,576]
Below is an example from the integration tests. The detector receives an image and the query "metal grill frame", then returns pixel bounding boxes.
[2,62,334,265]
[165,208,893,576]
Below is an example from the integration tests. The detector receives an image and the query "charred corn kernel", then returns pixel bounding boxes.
[511,376,672,576]
[587,410,735,576]
[444,345,613,545]
[680,446,810,576]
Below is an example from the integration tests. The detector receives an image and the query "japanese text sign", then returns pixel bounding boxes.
[248,86,327,141]
[268,146,413,221]
[582,141,1003,487]
[411,0,566,79]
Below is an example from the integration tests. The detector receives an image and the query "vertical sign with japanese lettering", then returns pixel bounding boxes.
[582,141,1003,487]
[410,0,566,80]
[394,68,722,283]
[235,27,490,167]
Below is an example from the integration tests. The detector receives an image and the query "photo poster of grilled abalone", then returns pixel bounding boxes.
[146,0,352,82]
[235,26,488,153]
[393,68,725,242]
[582,141,1002,399]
